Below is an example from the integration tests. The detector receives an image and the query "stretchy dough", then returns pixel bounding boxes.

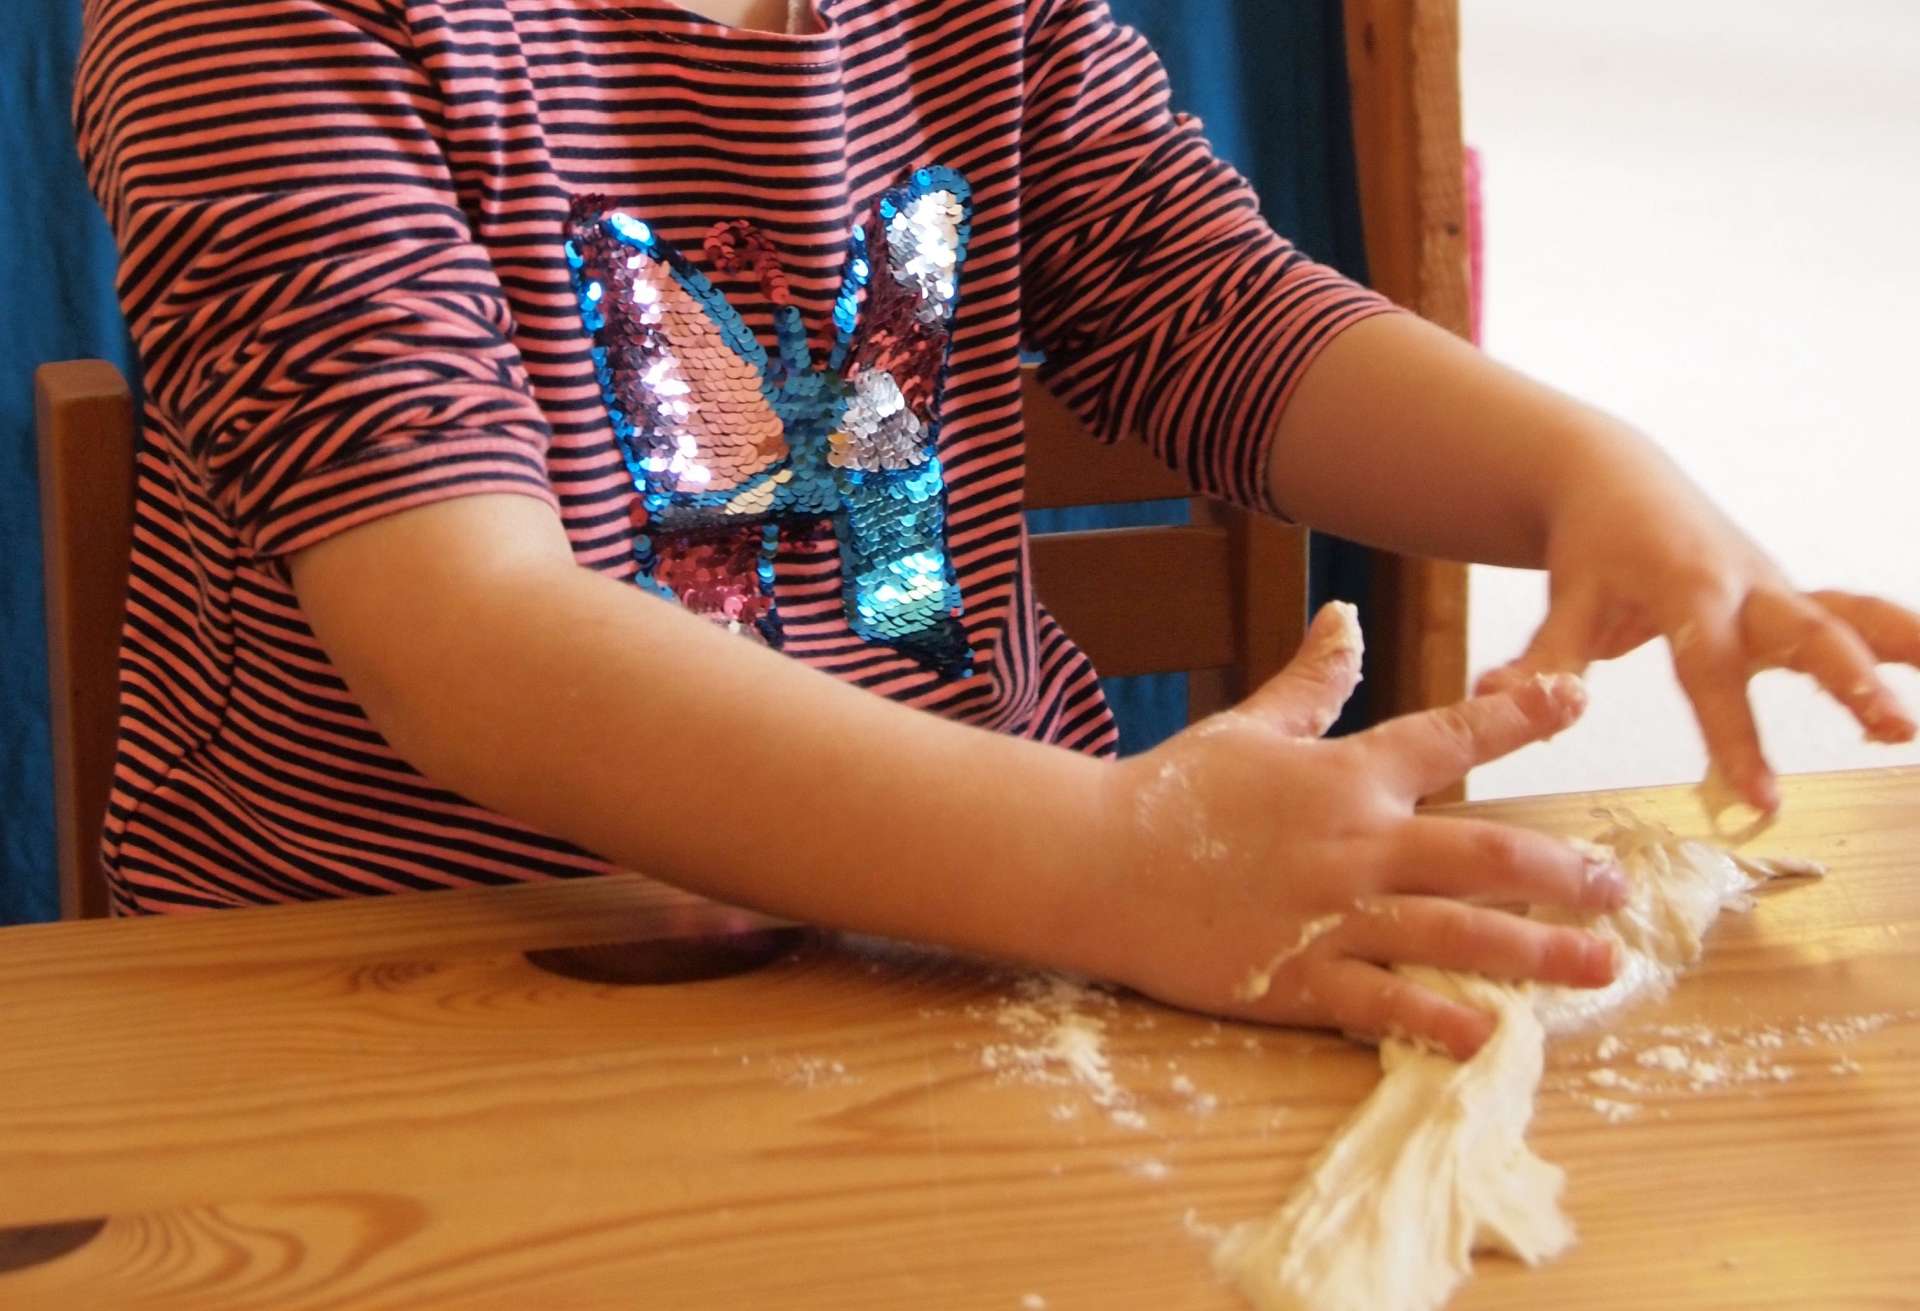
[1213,814,1815,1311]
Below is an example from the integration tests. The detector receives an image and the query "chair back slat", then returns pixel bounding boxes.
[1028,526,1237,678]
[35,360,134,920]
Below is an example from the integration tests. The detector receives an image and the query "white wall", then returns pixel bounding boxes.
[1459,0,1920,798]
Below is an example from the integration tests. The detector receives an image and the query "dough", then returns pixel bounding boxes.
[1212,813,1815,1311]
[1235,914,1346,1003]
[1695,765,1781,846]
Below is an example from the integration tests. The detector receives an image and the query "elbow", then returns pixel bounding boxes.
[285,495,584,806]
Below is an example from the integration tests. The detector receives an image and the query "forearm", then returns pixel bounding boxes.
[291,497,1114,967]
[1265,312,1667,568]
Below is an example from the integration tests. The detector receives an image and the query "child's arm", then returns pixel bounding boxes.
[1011,0,1919,815]
[1266,311,1920,812]
[292,495,1624,1060]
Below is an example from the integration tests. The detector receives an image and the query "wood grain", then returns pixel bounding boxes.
[0,769,1915,1309]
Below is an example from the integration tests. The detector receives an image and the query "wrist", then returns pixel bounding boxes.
[871,725,1128,974]
[1536,413,1666,557]
[1012,749,1171,985]
[956,739,1146,979]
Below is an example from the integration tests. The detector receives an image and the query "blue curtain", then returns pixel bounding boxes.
[0,1,1370,924]
[2,4,136,925]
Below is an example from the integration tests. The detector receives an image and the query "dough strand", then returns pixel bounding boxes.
[1213,813,1816,1311]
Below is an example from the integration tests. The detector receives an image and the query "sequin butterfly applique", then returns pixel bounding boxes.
[563,167,974,678]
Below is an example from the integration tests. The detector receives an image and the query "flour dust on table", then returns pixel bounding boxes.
[1212,812,1822,1311]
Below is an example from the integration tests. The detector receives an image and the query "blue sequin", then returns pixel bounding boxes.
[610,213,653,245]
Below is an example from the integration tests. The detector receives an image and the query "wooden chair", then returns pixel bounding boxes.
[34,360,134,922]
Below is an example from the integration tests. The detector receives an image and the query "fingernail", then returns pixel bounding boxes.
[1867,704,1917,744]
[1583,853,1629,910]
[1750,773,1781,814]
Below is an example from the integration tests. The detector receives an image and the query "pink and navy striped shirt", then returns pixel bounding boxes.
[74,0,1392,913]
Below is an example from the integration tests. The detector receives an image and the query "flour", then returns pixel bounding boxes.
[1585,1067,1643,1092]
[772,1055,854,1088]
[980,975,1147,1130]
[1807,1012,1894,1041]
[1584,1096,1640,1123]
[1566,1007,1892,1119]
[1167,1070,1222,1116]
[1636,1044,1691,1072]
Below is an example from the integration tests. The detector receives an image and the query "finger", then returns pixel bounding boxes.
[1343,896,1617,988]
[1809,590,1920,667]
[1473,588,1604,696]
[1744,592,1916,743]
[1238,600,1365,739]
[1317,959,1496,1061]
[1362,673,1588,802]
[1670,618,1777,813]
[1387,816,1628,914]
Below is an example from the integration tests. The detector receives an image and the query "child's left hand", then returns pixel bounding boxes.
[1476,435,1920,812]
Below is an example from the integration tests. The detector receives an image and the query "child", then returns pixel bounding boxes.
[73,0,1918,1059]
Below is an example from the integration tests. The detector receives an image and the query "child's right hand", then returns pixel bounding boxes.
[1075,602,1625,1060]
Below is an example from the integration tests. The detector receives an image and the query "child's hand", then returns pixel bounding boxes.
[1476,439,1920,814]
[1077,603,1625,1060]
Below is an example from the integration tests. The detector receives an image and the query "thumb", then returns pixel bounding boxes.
[1474,589,1602,697]
[1239,600,1366,738]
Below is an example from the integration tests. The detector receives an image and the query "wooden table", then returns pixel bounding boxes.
[1,769,1915,1309]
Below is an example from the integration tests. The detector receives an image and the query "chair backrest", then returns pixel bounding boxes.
[1021,366,1308,721]
[34,359,135,920]
[28,358,1303,920]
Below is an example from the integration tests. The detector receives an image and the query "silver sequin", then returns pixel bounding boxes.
[830,370,929,471]
[886,191,963,325]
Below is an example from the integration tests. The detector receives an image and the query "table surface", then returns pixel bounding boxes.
[1,769,1915,1310]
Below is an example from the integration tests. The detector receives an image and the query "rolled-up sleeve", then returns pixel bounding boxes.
[74,0,557,563]
[1019,0,1400,513]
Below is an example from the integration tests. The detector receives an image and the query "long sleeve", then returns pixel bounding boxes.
[1019,0,1399,513]
[73,0,558,564]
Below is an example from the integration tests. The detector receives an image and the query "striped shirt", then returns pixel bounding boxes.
[74,0,1392,913]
